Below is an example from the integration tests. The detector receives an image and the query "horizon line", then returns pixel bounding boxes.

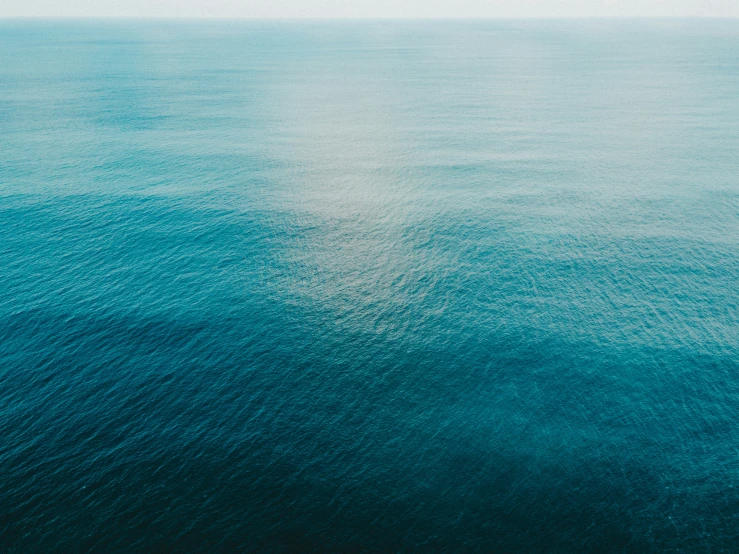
[2,15,739,20]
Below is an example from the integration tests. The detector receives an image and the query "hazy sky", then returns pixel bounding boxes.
[2,0,738,18]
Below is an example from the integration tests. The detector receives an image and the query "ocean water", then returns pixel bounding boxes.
[1,19,739,552]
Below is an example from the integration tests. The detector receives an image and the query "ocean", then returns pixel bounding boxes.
[1,19,738,551]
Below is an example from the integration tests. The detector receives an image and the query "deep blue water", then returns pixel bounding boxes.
[1,19,739,552]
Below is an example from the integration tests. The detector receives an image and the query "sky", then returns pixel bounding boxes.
[1,0,738,18]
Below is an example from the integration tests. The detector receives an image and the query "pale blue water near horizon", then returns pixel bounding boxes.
[1,19,739,552]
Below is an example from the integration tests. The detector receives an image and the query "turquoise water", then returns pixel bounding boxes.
[1,20,739,551]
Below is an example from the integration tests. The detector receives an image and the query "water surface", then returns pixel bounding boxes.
[1,19,739,552]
